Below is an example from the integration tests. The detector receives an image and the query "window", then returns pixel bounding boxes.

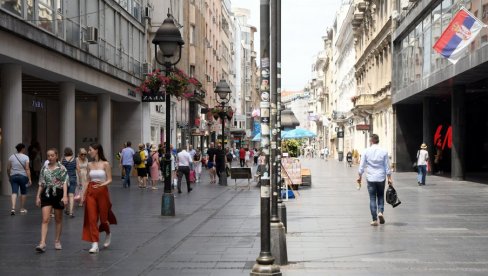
[190,65,195,77]
[190,24,195,45]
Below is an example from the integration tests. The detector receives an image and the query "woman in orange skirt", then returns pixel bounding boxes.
[82,143,117,254]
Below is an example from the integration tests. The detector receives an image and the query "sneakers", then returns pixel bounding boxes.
[370,220,379,226]
[10,209,15,216]
[378,213,385,224]
[35,244,46,253]
[20,209,28,214]
[89,242,99,254]
[103,233,111,248]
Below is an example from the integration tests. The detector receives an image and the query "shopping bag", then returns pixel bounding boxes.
[189,170,196,183]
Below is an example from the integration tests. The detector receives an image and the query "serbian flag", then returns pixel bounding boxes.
[433,7,486,64]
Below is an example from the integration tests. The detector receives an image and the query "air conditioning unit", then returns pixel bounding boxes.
[144,6,151,19]
[142,63,151,75]
[86,27,98,44]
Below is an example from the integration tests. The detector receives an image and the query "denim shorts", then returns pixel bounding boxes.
[68,179,77,194]
[10,174,28,195]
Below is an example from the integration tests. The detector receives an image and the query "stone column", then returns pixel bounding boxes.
[451,85,465,180]
[98,94,112,164]
[141,102,151,144]
[422,97,432,148]
[59,82,76,153]
[1,64,22,195]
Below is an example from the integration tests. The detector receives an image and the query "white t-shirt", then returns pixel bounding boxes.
[245,151,250,161]
[177,150,192,167]
[417,149,429,166]
[9,153,29,176]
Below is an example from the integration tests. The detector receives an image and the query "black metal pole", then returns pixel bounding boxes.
[251,0,280,275]
[161,66,175,216]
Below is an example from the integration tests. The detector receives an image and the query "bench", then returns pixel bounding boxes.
[229,167,252,190]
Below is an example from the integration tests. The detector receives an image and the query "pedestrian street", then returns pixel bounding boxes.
[1,158,488,275]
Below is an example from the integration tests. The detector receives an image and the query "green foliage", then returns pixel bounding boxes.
[282,139,304,157]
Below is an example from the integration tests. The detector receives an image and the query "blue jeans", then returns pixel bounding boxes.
[417,165,427,185]
[10,174,28,195]
[367,181,385,221]
[123,165,132,187]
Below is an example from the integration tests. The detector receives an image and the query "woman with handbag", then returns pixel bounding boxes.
[61,147,77,217]
[149,145,160,190]
[7,143,32,215]
[76,148,89,207]
[193,149,202,183]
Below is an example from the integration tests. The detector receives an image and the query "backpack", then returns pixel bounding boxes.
[194,153,200,161]
[133,151,142,165]
[146,152,154,167]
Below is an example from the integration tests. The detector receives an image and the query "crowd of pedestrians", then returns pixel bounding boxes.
[5,139,267,254]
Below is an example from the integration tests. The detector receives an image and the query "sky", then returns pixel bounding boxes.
[231,0,343,91]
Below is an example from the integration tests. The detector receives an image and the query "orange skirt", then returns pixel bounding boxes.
[82,182,117,242]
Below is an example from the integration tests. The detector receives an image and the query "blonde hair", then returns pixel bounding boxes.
[79,148,87,155]
[138,143,145,150]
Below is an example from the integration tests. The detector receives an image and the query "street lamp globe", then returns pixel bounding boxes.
[152,13,184,66]
[214,79,231,104]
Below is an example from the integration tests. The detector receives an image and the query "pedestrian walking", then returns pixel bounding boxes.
[417,143,429,186]
[7,143,32,215]
[176,148,192,193]
[193,149,202,182]
[149,145,160,190]
[206,142,217,184]
[253,148,259,166]
[245,148,250,167]
[120,141,135,188]
[82,143,117,254]
[76,148,89,207]
[61,147,77,218]
[239,147,246,167]
[357,134,393,226]
[188,145,196,170]
[324,147,330,161]
[136,143,148,188]
[215,143,226,185]
[35,148,68,252]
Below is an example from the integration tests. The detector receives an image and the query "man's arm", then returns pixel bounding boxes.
[385,153,392,185]
[357,150,366,182]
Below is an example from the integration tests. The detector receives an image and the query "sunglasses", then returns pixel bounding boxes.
[80,153,87,156]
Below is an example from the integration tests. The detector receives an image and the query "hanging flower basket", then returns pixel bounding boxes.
[136,68,193,102]
[226,107,234,120]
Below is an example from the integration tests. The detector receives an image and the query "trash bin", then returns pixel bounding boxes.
[338,151,344,161]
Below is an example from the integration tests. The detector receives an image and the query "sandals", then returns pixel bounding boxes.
[55,241,62,250]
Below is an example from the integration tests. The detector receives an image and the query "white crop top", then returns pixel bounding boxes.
[89,169,106,183]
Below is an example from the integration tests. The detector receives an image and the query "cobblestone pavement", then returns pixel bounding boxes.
[1,159,488,275]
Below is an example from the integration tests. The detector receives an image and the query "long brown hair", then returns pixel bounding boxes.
[90,143,107,162]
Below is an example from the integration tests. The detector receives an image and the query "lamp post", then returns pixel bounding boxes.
[152,12,184,216]
[215,79,231,186]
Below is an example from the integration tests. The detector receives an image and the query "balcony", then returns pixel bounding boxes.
[352,94,375,108]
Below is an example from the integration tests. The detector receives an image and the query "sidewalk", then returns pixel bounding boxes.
[1,159,488,275]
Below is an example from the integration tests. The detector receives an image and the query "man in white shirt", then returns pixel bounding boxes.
[357,134,393,226]
[176,148,192,193]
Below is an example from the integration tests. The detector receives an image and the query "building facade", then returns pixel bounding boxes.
[393,0,488,181]
[0,0,148,194]
[351,0,395,165]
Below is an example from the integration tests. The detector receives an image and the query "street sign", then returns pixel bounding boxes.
[356,124,370,131]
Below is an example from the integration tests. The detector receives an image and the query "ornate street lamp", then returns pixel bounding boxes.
[214,80,231,186]
[152,12,184,216]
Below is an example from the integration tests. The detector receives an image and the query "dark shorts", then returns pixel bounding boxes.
[40,188,65,209]
[207,162,214,169]
[10,174,28,195]
[137,167,147,177]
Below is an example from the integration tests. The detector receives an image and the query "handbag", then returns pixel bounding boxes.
[74,185,83,202]
[189,170,196,182]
